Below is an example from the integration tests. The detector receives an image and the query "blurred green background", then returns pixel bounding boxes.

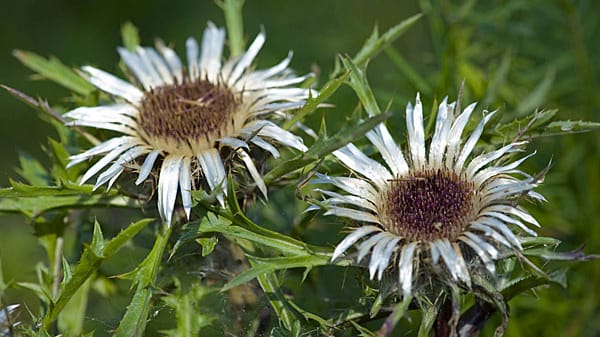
[1,0,599,335]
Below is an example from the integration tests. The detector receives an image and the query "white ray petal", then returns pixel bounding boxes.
[136,149,161,185]
[406,93,426,168]
[186,37,200,79]
[466,142,526,178]
[331,225,381,261]
[250,136,280,158]
[134,47,167,86]
[94,146,149,189]
[64,107,138,127]
[254,101,306,114]
[398,241,418,298]
[82,66,144,103]
[458,235,496,274]
[316,189,377,212]
[377,236,401,280]
[366,123,409,176]
[428,97,452,167]
[142,47,174,84]
[435,239,469,284]
[118,47,159,90]
[79,142,136,184]
[483,211,537,236]
[179,156,192,219]
[479,217,522,249]
[198,149,227,206]
[199,22,225,81]
[243,121,307,152]
[218,137,250,151]
[66,120,138,136]
[68,136,140,167]
[473,152,536,186]
[237,149,267,198]
[245,74,311,90]
[333,143,392,189]
[528,191,546,202]
[228,31,265,85]
[463,231,499,259]
[482,181,534,202]
[325,207,381,224]
[445,102,477,168]
[248,51,292,80]
[357,232,389,263]
[430,241,441,264]
[483,205,540,228]
[156,43,183,82]
[260,87,313,98]
[452,242,471,286]
[454,110,497,171]
[64,103,138,120]
[158,155,183,226]
[312,173,379,203]
[470,223,512,248]
[369,234,396,280]
[480,177,520,192]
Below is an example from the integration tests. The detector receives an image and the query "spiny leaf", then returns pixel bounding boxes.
[342,56,381,116]
[0,182,144,218]
[13,50,95,95]
[41,219,151,329]
[282,71,349,130]
[114,226,171,337]
[193,211,329,257]
[543,120,600,135]
[16,152,50,186]
[492,109,557,143]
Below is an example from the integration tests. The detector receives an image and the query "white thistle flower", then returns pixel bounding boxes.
[315,93,544,298]
[66,23,312,225]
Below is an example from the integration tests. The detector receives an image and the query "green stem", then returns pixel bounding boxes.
[221,0,245,57]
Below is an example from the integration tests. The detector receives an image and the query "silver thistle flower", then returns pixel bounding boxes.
[65,23,312,225]
[314,93,544,298]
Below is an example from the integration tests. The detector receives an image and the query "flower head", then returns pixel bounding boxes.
[315,94,544,298]
[66,23,311,225]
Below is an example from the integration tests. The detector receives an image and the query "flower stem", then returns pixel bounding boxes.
[221,0,245,57]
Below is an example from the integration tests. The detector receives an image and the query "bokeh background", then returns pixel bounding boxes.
[1,0,599,336]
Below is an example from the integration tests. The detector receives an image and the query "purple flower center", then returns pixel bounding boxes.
[382,170,475,241]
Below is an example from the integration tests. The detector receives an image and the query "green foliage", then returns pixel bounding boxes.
[12,50,95,96]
